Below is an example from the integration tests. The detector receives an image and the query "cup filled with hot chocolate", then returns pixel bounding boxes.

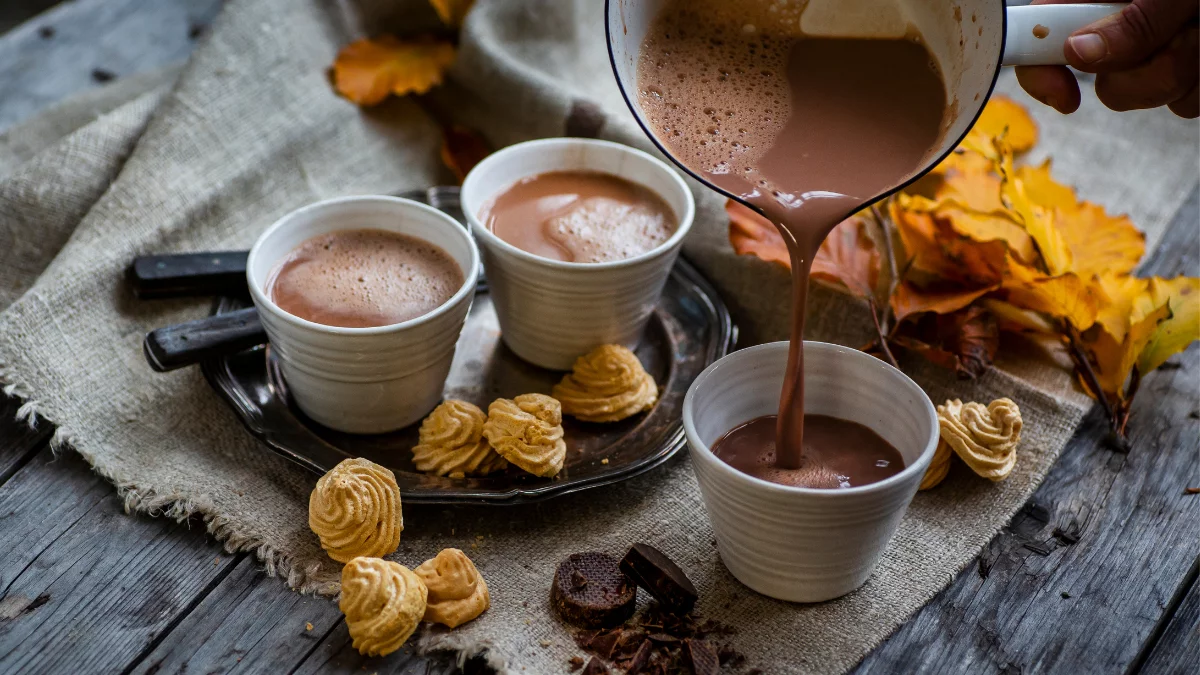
[247,196,480,434]
[683,342,938,602]
[460,138,694,370]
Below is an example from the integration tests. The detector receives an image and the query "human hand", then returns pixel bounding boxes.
[1015,0,1198,117]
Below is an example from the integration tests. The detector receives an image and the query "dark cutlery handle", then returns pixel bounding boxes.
[144,307,266,372]
[128,251,249,299]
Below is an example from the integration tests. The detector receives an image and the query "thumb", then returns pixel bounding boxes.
[1065,0,1199,71]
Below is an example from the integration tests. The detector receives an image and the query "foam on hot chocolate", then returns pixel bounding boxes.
[267,229,463,328]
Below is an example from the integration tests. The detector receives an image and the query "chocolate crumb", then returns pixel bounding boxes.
[683,639,719,675]
[626,640,653,673]
[38,26,55,39]
[569,656,586,671]
[188,23,206,39]
[91,68,116,83]
[582,657,610,675]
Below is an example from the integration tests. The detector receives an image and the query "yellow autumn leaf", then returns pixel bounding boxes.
[992,138,1073,275]
[935,150,1005,212]
[1095,273,1147,341]
[1015,161,1077,211]
[429,0,475,27]
[903,195,1038,264]
[1057,203,1145,280]
[980,298,1058,334]
[1002,255,1102,331]
[1136,276,1199,375]
[332,36,456,105]
[968,95,1039,153]
[1083,301,1172,397]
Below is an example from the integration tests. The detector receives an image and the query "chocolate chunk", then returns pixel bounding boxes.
[569,655,586,671]
[626,639,653,674]
[620,544,698,612]
[552,552,637,628]
[587,629,621,659]
[582,657,610,675]
[683,639,719,675]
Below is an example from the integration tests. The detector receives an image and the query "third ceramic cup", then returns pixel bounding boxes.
[461,138,695,370]
[683,341,939,603]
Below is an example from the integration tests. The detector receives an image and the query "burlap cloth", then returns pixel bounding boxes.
[1,1,1195,672]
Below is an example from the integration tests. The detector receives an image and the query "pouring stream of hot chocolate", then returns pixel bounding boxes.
[639,3,947,469]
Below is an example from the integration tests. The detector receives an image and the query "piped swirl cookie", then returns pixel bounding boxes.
[919,439,952,490]
[938,398,1022,481]
[412,400,508,478]
[482,394,567,477]
[309,458,403,563]
[552,344,658,423]
[340,557,428,657]
[415,548,490,628]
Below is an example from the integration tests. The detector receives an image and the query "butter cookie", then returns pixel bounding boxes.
[340,557,427,657]
[412,400,507,477]
[553,344,658,423]
[938,398,1022,481]
[309,458,403,563]
[415,548,490,628]
[482,394,566,477]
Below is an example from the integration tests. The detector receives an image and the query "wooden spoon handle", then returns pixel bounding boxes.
[143,307,265,372]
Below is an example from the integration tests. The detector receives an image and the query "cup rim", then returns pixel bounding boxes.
[246,195,481,336]
[682,340,939,497]
[461,137,696,270]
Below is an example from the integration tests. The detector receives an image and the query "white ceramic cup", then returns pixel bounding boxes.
[682,341,939,603]
[247,196,480,434]
[460,138,695,371]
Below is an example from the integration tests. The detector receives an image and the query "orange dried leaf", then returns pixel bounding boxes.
[891,283,994,325]
[902,195,1038,264]
[811,216,881,299]
[891,201,1008,287]
[1080,301,1172,397]
[333,36,456,105]
[727,199,789,268]
[969,95,1038,153]
[440,125,492,184]
[1015,161,1077,212]
[429,0,475,27]
[980,298,1058,334]
[892,305,999,379]
[935,151,1005,213]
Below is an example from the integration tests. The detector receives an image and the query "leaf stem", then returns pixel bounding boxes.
[867,297,900,369]
[1065,324,1121,437]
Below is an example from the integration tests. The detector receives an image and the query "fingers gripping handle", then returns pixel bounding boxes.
[1003,3,1127,66]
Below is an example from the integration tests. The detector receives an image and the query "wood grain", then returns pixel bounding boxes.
[0,396,51,484]
[853,187,1200,675]
[0,447,240,674]
[1139,561,1200,675]
[0,0,221,129]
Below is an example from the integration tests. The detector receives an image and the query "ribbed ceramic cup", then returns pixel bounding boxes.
[460,138,695,370]
[247,196,480,434]
[683,341,939,602]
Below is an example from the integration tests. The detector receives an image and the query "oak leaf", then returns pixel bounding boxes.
[727,200,789,268]
[440,125,492,184]
[333,36,456,105]
[430,0,475,27]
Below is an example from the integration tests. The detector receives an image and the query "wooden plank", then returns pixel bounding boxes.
[294,626,472,675]
[0,446,241,674]
[853,187,1200,675]
[0,0,60,35]
[1139,561,1200,675]
[0,0,221,130]
[0,396,53,484]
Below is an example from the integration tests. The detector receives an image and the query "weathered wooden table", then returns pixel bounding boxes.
[0,2,1196,673]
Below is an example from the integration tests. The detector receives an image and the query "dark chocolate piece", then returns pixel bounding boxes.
[582,657,610,675]
[587,630,621,659]
[683,639,719,675]
[552,552,637,628]
[620,544,698,612]
[625,639,653,674]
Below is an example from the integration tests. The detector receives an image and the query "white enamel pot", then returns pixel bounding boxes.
[607,0,1126,208]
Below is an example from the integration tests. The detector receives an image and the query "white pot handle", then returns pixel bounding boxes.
[1003,3,1127,66]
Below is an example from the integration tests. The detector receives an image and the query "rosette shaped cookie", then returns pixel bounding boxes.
[412,400,508,478]
[552,344,658,423]
[919,439,952,490]
[309,458,403,563]
[340,557,428,657]
[482,394,566,477]
[938,398,1022,481]
[415,548,490,628]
